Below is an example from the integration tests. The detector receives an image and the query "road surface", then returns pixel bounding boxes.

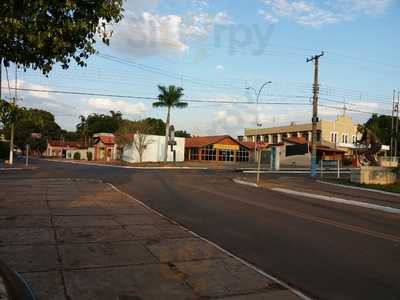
[1,159,399,300]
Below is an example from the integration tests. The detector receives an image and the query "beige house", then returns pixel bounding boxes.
[244,115,360,154]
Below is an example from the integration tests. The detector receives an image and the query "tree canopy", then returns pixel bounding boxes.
[364,114,393,146]
[77,110,123,138]
[0,0,123,74]
[3,106,63,153]
[153,85,187,110]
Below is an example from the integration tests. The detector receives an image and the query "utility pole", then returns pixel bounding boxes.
[306,51,324,178]
[9,65,18,165]
[396,91,400,158]
[0,58,2,101]
[391,90,397,157]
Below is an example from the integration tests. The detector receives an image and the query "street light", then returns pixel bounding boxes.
[246,81,272,162]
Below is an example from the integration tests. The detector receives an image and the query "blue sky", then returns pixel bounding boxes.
[3,0,400,136]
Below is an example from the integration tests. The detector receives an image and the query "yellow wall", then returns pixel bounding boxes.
[320,115,359,146]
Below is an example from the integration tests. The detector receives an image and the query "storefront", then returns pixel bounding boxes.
[185,135,252,162]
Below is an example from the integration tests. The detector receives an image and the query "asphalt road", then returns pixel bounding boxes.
[1,159,400,300]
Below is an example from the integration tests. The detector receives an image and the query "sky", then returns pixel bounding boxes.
[2,0,400,136]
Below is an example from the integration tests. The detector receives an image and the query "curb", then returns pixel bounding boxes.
[317,180,400,198]
[272,187,400,215]
[232,178,258,188]
[107,183,312,300]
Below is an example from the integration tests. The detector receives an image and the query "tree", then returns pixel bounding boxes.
[115,120,153,162]
[2,106,62,154]
[0,99,17,129]
[142,118,166,136]
[153,85,187,162]
[175,130,191,138]
[364,114,393,146]
[80,111,123,138]
[0,1,124,74]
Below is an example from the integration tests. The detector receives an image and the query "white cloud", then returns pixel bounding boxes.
[111,6,232,56]
[111,12,188,56]
[86,97,147,116]
[1,79,54,100]
[260,0,393,27]
[216,64,224,71]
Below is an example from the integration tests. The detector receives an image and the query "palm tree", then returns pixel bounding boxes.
[153,85,187,162]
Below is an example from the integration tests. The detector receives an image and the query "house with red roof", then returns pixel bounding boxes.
[45,140,81,158]
[92,133,118,161]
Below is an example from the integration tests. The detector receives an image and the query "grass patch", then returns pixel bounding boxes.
[326,179,400,194]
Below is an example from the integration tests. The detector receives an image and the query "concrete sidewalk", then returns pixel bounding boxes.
[0,178,303,300]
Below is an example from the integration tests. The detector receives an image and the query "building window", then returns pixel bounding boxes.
[256,135,261,142]
[218,149,234,162]
[352,135,356,144]
[237,147,250,162]
[190,148,199,160]
[330,132,338,143]
[342,134,348,144]
[201,145,216,161]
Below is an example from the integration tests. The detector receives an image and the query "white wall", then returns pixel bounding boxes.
[122,135,185,163]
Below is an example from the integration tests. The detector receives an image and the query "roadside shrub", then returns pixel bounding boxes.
[342,156,353,166]
[391,166,400,175]
[73,152,81,160]
[87,151,93,161]
[0,142,9,160]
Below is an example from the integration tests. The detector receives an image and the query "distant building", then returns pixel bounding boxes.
[122,134,185,163]
[92,133,118,161]
[45,140,81,158]
[185,135,252,162]
[244,115,360,154]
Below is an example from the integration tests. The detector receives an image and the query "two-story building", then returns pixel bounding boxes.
[244,115,360,155]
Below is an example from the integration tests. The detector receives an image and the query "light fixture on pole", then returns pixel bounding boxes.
[246,81,272,162]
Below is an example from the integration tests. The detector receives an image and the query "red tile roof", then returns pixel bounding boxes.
[98,135,115,145]
[284,136,308,144]
[186,135,253,149]
[48,140,81,148]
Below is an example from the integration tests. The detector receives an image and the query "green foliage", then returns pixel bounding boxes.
[73,152,81,160]
[0,99,17,127]
[153,85,187,109]
[61,130,80,141]
[175,130,191,138]
[87,151,93,161]
[0,1,123,74]
[0,141,9,160]
[142,118,166,136]
[364,114,394,146]
[77,111,123,138]
[3,106,62,154]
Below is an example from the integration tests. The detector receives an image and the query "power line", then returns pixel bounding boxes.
[1,86,311,105]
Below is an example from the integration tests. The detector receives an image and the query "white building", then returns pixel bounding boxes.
[122,134,185,163]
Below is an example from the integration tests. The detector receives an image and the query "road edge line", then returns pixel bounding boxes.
[272,187,400,214]
[107,183,312,300]
[39,158,208,170]
[316,180,400,198]
[232,178,258,188]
